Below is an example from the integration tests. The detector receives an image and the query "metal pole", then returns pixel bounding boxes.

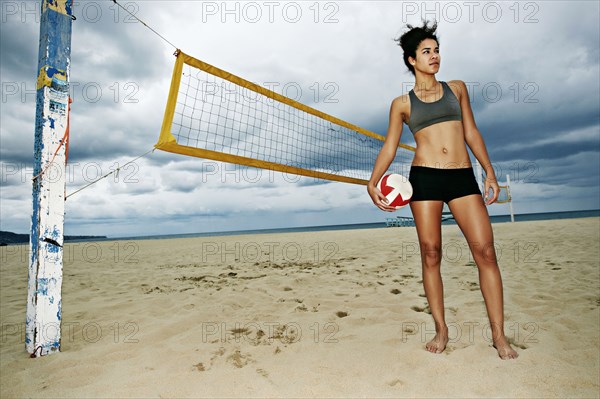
[475,160,484,192]
[507,174,515,223]
[26,0,73,357]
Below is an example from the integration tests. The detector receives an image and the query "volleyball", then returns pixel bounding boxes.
[377,173,413,209]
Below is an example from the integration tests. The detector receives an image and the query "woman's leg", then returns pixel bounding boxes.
[448,194,518,359]
[409,200,448,353]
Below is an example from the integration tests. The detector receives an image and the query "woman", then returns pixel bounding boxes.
[367,21,518,360]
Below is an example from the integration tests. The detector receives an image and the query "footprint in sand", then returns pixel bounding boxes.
[201,347,257,370]
[193,362,206,372]
[256,368,269,378]
[388,378,404,387]
[508,337,528,350]
[403,324,416,334]
[466,281,479,291]
[194,347,226,371]
[295,304,309,312]
[227,349,254,368]
[410,305,431,314]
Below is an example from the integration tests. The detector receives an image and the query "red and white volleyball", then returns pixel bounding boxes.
[377,173,413,209]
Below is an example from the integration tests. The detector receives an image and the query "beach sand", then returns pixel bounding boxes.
[1,217,599,398]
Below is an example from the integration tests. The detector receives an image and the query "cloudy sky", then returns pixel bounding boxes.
[1,0,599,237]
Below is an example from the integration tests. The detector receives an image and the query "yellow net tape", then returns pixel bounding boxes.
[155,51,415,185]
[496,185,512,204]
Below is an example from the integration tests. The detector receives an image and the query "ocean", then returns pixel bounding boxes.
[105,209,600,243]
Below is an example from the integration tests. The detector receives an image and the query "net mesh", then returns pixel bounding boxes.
[156,51,415,184]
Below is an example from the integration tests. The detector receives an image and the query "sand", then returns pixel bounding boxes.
[1,217,599,398]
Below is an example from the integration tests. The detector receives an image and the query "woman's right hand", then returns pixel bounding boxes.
[367,184,398,212]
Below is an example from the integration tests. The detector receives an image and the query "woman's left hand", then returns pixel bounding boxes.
[484,178,500,205]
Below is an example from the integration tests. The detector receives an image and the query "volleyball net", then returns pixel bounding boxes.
[154,50,415,185]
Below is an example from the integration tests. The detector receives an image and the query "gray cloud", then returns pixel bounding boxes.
[1,1,598,236]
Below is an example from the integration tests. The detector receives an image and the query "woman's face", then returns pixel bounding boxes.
[411,38,440,75]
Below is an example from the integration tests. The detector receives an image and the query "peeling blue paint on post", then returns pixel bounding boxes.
[27,0,73,358]
[37,278,49,296]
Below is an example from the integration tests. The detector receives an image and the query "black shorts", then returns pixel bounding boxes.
[409,166,482,204]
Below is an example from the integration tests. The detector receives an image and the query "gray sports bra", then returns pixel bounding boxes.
[407,81,462,134]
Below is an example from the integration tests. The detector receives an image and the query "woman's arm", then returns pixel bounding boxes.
[452,79,499,205]
[367,96,406,211]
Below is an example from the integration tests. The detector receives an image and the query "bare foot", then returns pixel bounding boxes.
[493,335,519,360]
[426,330,448,354]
